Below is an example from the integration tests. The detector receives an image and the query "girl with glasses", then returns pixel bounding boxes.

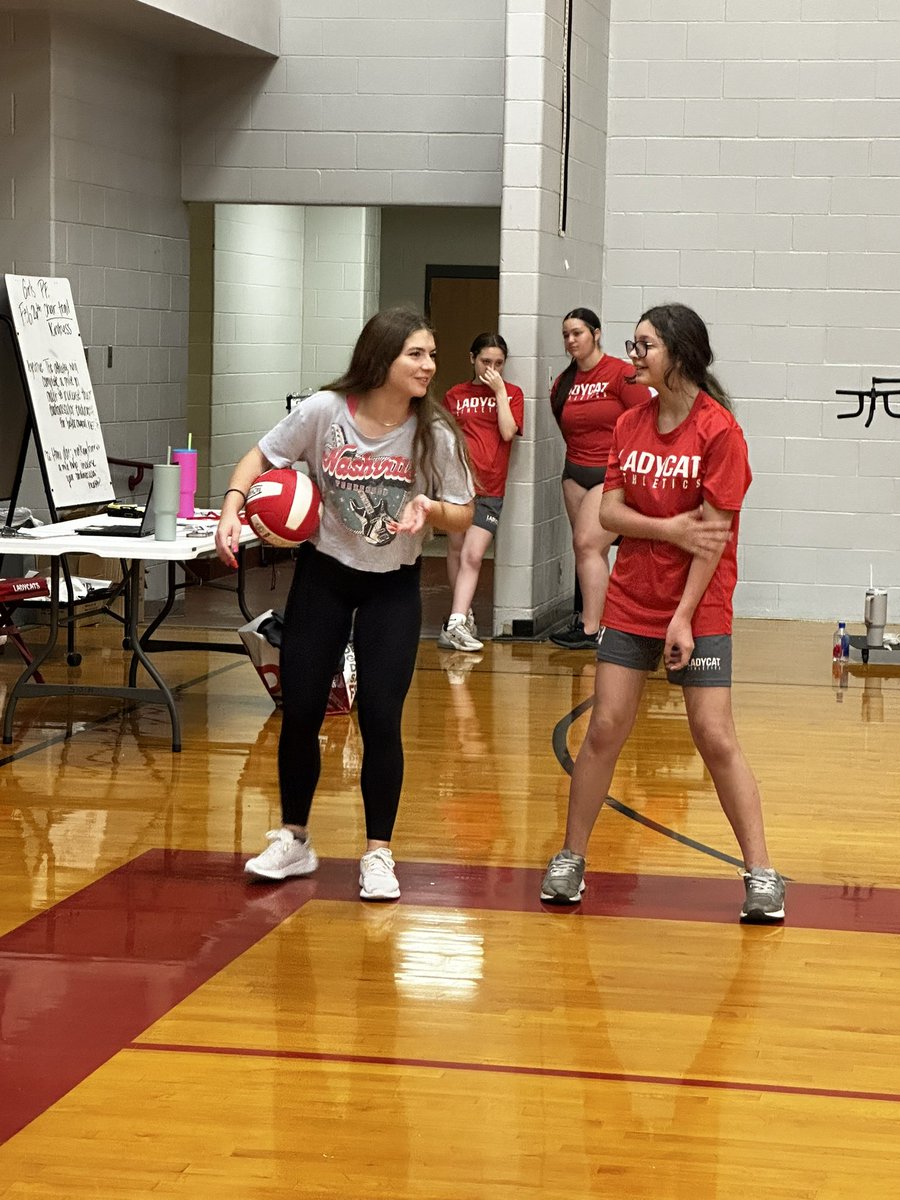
[541,303,785,923]
[549,307,651,650]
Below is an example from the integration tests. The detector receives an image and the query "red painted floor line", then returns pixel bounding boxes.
[2,849,900,1145]
[128,1040,900,1107]
[0,851,318,1145]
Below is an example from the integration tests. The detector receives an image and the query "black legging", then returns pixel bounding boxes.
[278,544,421,841]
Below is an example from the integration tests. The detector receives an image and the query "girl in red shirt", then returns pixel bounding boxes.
[541,303,785,924]
[439,333,524,652]
[549,307,650,650]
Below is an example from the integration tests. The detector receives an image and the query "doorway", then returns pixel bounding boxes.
[425,265,500,402]
[420,265,500,638]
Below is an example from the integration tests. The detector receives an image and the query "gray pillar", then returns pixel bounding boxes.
[495,0,610,636]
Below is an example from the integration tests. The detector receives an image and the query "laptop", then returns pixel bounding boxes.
[76,486,156,538]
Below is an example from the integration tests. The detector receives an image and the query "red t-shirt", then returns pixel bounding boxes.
[443,381,525,497]
[602,391,752,638]
[552,355,651,466]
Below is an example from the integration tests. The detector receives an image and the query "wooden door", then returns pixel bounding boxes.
[426,271,499,404]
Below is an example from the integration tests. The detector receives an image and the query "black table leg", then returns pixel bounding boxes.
[3,557,183,752]
[2,558,62,744]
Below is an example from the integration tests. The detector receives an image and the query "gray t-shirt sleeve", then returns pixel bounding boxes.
[258,397,324,473]
[431,420,475,506]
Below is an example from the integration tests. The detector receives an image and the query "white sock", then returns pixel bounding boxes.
[448,612,467,626]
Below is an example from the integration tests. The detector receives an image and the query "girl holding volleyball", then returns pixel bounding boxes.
[549,307,651,650]
[541,303,785,923]
[216,308,474,900]
[439,332,524,652]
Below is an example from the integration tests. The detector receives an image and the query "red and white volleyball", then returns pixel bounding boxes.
[245,469,322,547]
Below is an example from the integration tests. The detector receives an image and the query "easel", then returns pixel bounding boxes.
[0,277,128,666]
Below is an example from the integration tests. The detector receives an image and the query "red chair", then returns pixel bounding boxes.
[0,576,50,683]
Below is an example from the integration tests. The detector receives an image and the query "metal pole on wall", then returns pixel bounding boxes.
[558,0,574,235]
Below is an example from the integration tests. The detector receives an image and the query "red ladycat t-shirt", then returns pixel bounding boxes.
[552,355,650,466]
[602,391,752,638]
[443,381,524,497]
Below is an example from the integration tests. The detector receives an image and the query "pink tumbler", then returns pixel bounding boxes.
[171,448,197,519]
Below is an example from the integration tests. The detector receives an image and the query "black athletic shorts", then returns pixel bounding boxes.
[562,460,607,490]
[472,495,503,534]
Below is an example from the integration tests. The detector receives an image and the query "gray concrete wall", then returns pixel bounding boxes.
[181,0,506,207]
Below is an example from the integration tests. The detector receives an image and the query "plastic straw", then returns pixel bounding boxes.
[187,432,192,450]
[167,445,172,465]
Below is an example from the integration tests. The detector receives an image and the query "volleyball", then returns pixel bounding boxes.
[245,469,322,547]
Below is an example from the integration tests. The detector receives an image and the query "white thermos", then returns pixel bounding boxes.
[864,587,888,648]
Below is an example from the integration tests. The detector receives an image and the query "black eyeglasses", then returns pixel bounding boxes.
[625,339,652,359]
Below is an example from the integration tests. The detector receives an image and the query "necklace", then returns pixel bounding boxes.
[359,406,409,428]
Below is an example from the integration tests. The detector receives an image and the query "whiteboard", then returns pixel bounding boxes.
[3,274,113,509]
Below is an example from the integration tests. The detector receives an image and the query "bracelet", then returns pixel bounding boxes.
[223,488,247,506]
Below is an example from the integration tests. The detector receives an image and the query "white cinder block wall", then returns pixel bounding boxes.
[50,16,189,481]
[604,0,900,624]
[209,204,305,502]
[496,0,610,633]
[300,206,380,395]
[1,12,51,275]
[202,204,382,501]
[181,0,506,208]
[2,12,188,517]
[0,11,51,524]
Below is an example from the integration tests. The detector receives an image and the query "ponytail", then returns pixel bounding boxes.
[550,360,577,425]
[701,370,732,412]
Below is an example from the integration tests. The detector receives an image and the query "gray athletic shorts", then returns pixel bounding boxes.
[473,495,503,534]
[596,626,733,687]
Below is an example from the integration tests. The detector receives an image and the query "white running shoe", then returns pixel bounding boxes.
[437,616,484,652]
[359,847,401,900]
[245,829,319,880]
[466,610,478,638]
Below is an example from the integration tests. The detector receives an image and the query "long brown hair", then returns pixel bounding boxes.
[551,307,601,424]
[325,307,470,493]
[638,303,732,411]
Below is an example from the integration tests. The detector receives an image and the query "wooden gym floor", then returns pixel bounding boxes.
[1,588,899,1198]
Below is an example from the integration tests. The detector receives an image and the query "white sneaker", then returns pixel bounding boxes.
[437,617,484,652]
[245,829,319,880]
[359,847,401,900]
[466,610,478,638]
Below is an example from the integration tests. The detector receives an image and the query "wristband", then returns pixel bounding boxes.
[223,488,247,506]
